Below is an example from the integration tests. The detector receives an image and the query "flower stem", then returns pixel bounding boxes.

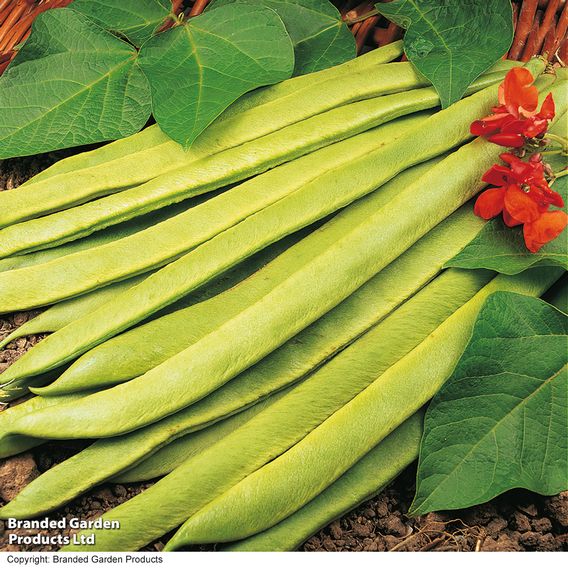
[346,8,380,25]
[545,133,568,154]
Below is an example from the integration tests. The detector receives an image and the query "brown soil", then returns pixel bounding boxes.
[1,154,567,553]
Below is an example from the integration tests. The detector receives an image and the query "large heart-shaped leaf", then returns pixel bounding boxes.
[137,3,294,148]
[72,0,173,47]
[0,8,151,159]
[411,291,568,515]
[209,0,355,75]
[376,0,513,108]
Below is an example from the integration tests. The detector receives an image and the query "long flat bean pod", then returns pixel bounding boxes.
[0,111,429,306]
[1,70,543,398]
[0,230,296,352]
[1,267,489,526]
[0,275,147,350]
[38,157,455,396]
[0,393,88,457]
[0,70,510,259]
[21,43,405,188]
[0,198,203,274]
[23,44,514,192]
[222,412,424,552]
[0,208,487,503]
[110,387,294,484]
[0,212,486,506]
[0,61,439,227]
[163,269,562,549]
[0,133,496,405]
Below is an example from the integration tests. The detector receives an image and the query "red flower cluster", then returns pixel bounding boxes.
[471,68,567,253]
[475,153,567,252]
[471,67,555,148]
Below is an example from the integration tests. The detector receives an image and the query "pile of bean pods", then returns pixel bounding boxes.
[0,43,566,551]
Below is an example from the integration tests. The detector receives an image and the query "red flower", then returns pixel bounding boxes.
[475,153,563,223]
[523,211,568,253]
[470,68,555,147]
[474,153,567,252]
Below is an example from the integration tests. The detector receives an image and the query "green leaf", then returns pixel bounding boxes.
[375,0,513,107]
[72,0,173,47]
[209,0,355,75]
[446,165,568,275]
[411,291,568,515]
[137,3,294,148]
[0,8,151,159]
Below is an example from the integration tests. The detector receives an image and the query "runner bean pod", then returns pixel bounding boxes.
[0,70,509,259]
[1,70,538,398]
[0,60,435,228]
[0,111,429,306]
[4,266,489,538]
[222,412,424,551]
[21,42,405,188]
[163,269,562,549]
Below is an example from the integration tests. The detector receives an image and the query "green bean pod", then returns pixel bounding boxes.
[0,275,147,350]
[0,61,436,228]
[0,70,510,259]
[21,43,405,188]
[110,387,293,484]
[0,207,488,509]
[0,198,203,274]
[222,412,424,552]
[0,232,294,353]
[1,70,538,399]
[0,133,498,419]
[37,156,455,397]
[0,110,429,306]
[0,392,88,456]
[163,268,561,550]
[2,266,489,530]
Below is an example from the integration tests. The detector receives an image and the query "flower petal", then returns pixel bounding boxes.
[482,164,512,186]
[502,208,523,227]
[504,184,543,223]
[488,132,525,147]
[470,113,511,136]
[502,67,538,116]
[474,187,505,219]
[538,93,555,120]
[523,210,568,253]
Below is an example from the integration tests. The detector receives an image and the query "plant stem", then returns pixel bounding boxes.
[346,8,379,25]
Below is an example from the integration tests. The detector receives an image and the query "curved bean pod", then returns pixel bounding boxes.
[0,205,488,513]
[0,70,510,259]
[0,199,202,274]
[163,269,561,549]
[3,266,489,531]
[0,208,487,516]
[110,387,293,484]
[0,392,88,457]
[0,138,494,410]
[0,275,147,350]
[0,61,433,228]
[38,156,451,396]
[222,412,424,552]
[0,110,429,307]
[0,71,533,398]
[21,42,405,188]
[0,231,303,401]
